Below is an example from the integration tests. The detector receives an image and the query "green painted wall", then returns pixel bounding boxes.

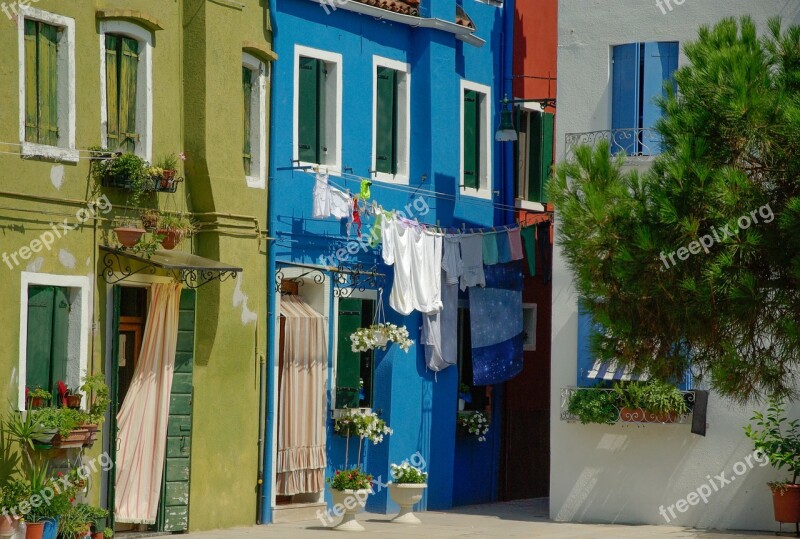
[0,0,272,531]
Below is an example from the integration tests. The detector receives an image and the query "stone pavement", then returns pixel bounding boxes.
[152,499,785,538]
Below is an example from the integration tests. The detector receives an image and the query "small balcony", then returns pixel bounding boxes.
[564,128,662,164]
[560,386,695,425]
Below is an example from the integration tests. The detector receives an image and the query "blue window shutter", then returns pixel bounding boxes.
[611,43,641,156]
[576,304,599,387]
[641,41,678,154]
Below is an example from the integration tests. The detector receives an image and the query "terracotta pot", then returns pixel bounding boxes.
[158,229,183,250]
[771,483,800,523]
[0,515,20,533]
[329,488,371,531]
[619,407,677,423]
[81,424,99,448]
[65,394,82,409]
[91,533,105,539]
[388,483,427,524]
[28,397,46,409]
[51,428,91,449]
[25,522,44,539]
[114,227,145,248]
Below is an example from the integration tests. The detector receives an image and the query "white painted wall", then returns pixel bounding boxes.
[552,0,800,531]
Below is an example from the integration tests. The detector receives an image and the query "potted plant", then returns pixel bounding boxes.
[388,462,428,524]
[26,388,51,410]
[0,480,29,535]
[79,374,111,446]
[139,209,160,231]
[113,218,145,249]
[566,388,618,425]
[29,408,90,449]
[614,380,689,423]
[95,153,152,205]
[155,153,179,187]
[57,381,82,410]
[456,411,490,442]
[457,383,471,412]
[93,528,113,539]
[744,398,800,526]
[156,214,195,250]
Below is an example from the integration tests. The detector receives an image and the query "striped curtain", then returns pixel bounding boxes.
[115,282,183,523]
[276,295,328,495]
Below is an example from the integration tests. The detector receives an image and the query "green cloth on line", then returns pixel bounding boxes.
[482,233,499,265]
[361,180,372,200]
[521,226,536,276]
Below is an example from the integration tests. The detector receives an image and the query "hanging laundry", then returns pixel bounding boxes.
[330,188,351,220]
[442,236,463,285]
[361,179,372,200]
[459,234,486,291]
[496,230,512,264]
[468,262,524,385]
[422,270,458,372]
[521,226,537,276]
[508,227,524,261]
[368,213,383,248]
[352,197,362,237]
[537,221,553,284]
[312,173,331,218]
[382,216,443,315]
[482,232,499,266]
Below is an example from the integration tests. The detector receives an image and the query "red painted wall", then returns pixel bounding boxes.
[513,0,558,109]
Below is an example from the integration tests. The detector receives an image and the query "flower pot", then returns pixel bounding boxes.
[25,522,44,539]
[91,533,105,539]
[771,483,800,523]
[0,515,19,535]
[28,397,46,409]
[329,488,371,532]
[41,518,58,539]
[114,227,145,248]
[388,483,427,524]
[161,169,176,184]
[51,427,91,449]
[65,394,82,409]
[158,229,183,250]
[619,407,677,423]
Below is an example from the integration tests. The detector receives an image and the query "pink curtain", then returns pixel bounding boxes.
[115,282,183,523]
[276,295,328,495]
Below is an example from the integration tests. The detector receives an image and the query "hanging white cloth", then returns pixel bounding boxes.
[312,172,351,220]
[382,216,443,315]
[422,270,458,372]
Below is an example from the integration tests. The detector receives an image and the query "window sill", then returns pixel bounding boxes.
[296,160,342,176]
[515,198,546,212]
[372,171,409,186]
[21,142,79,164]
[246,175,266,189]
[460,186,493,200]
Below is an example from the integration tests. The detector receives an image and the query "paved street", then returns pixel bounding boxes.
[151,499,785,538]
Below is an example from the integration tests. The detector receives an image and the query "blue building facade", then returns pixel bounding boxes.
[263,0,517,523]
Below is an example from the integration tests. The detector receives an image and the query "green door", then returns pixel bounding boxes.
[156,289,196,532]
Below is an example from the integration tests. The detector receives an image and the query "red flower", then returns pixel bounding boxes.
[57,472,63,477]
[69,498,75,503]
[335,470,340,475]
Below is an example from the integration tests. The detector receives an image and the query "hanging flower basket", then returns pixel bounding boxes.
[350,323,412,353]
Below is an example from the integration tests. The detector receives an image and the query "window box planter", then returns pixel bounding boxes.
[151,173,183,194]
[51,426,92,449]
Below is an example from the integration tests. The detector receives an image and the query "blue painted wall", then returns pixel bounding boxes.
[266,0,511,521]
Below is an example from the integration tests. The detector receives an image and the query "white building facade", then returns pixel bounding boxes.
[552,0,800,531]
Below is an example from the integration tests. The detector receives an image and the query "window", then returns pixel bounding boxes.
[18,7,76,162]
[335,297,375,409]
[100,21,153,161]
[612,41,678,155]
[522,303,537,351]
[294,46,342,169]
[372,57,410,183]
[242,52,268,189]
[457,306,491,412]
[18,273,90,410]
[461,81,492,198]
[517,109,554,204]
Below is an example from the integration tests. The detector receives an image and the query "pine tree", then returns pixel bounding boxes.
[550,17,800,403]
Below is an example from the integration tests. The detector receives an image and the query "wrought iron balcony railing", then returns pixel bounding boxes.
[564,128,663,163]
[560,386,695,425]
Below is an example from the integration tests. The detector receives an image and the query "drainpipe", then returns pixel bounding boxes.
[260,0,278,525]
[502,0,516,226]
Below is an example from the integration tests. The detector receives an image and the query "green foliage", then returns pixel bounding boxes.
[0,480,30,511]
[327,467,373,491]
[94,153,152,206]
[5,409,47,453]
[158,214,196,234]
[614,381,689,416]
[27,388,51,401]
[29,407,86,437]
[549,17,800,403]
[744,399,800,484]
[131,233,165,259]
[567,388,618,425]
[81,374,110,426]
[456,411,490,441]
[390,462,427,484]
[155,153,179,171]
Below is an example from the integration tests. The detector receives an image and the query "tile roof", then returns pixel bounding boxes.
[455,5,475,29]
[350,0,420,16]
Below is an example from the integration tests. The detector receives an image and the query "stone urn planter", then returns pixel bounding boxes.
[329,488,370,531]
[388,483,427,524]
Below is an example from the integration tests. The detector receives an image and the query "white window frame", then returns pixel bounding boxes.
[242,52,268,189]
[99,20,154,162]
[460,80,492,199]
[17,272,91,410]
[17,6,78,163]
[371,56,411,185]
[293,45,343,172]
[515,102,548,211]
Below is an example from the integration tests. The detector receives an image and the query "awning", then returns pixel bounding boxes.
[586,359,648,382]
[100,245,242,289]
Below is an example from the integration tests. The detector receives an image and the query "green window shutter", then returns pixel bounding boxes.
[539,112,555,202]
[298,57,321,163]
[105,35,120,149]
[375,67,398,175]
[26,286,55,394]
[49,287,70,397]
[38,23,59,147]
[336,298,364,409]
[119,37,139,153]
[527,111,555,203]
[24,20,39,143]
[463,90,480,189]
[243,67,253,175]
